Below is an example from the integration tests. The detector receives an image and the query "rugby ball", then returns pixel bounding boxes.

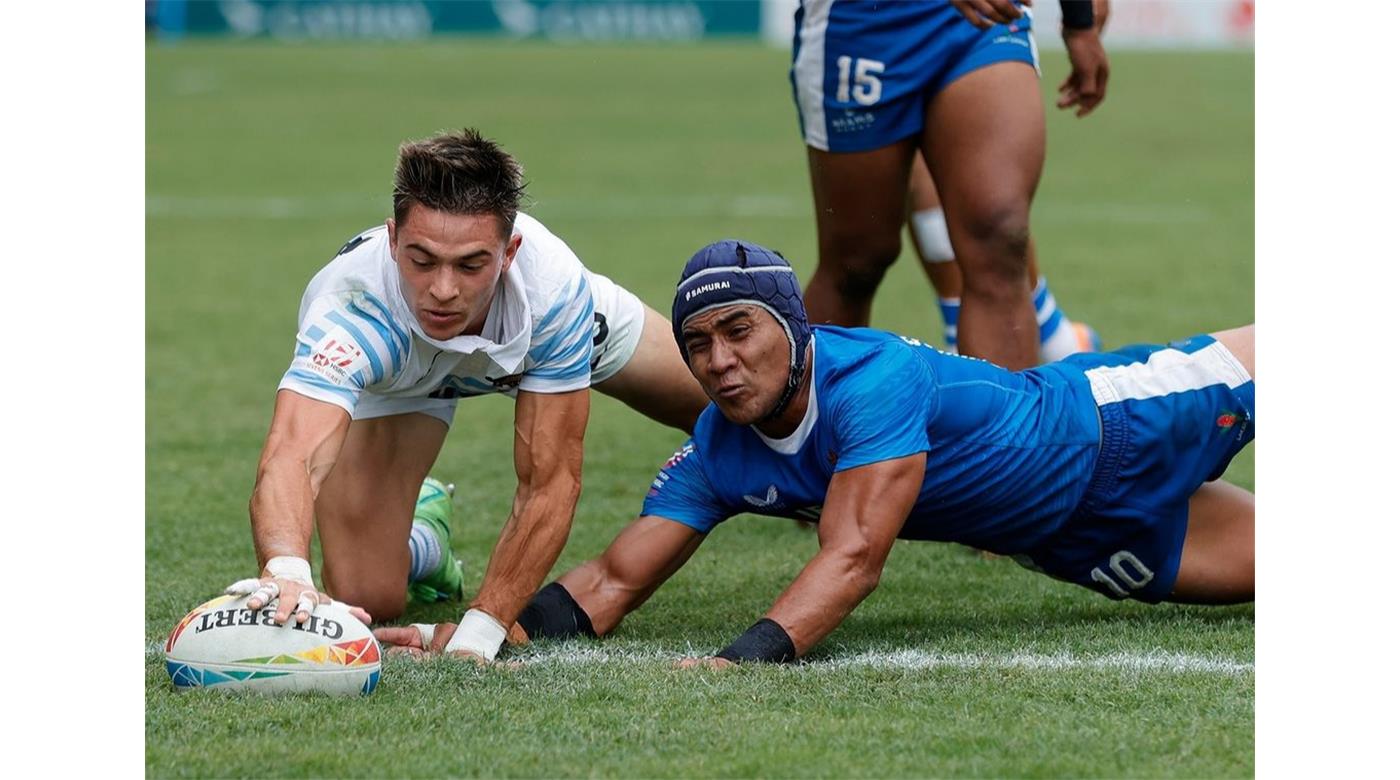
[164,593,381,696]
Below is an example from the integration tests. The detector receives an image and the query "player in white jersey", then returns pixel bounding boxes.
[224,129,708,663]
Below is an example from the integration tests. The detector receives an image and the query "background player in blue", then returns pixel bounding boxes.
[793,0,1110,370]
[381,240,1254,664]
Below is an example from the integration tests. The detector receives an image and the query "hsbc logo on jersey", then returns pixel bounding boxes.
[313,339,362,369]
[307,327,369,385]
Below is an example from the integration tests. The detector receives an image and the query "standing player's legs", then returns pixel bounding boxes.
[593,303,709,434]
[803,139,920,327]
[316,411,449,621]
[922,61,1045,369]
[909,151,1100,360]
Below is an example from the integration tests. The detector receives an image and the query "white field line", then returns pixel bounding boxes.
[146,194,1213,225]
[147,641,1251,676]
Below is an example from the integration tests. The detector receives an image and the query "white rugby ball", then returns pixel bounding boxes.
[164,593,381,696]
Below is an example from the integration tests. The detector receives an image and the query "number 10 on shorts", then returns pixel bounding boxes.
[836,56,885,106]
[1090,551,1155,598]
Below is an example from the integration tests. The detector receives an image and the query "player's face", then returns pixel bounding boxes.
[387,204,521,340]
[681,304,791,425]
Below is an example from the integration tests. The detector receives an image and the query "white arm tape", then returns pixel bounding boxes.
[264,556,313,584]
[445,609,508,662]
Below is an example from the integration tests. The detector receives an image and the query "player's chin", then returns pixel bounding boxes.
[712,397,763,426]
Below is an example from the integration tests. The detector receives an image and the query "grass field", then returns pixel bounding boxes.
[146,40,1254,778]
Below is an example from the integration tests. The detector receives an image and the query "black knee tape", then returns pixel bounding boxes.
[517,582,597,640]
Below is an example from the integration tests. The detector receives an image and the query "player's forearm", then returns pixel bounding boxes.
[764,548,883,656]
[248,453,317,568]
[470,473,582,626]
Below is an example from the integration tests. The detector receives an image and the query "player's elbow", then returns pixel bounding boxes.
[832,546,884,598]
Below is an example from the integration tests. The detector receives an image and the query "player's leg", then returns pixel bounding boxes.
[922,61,1045,369]
[593,302,709,434]
[1209,324,1255,377]
[804,139,919,327]
[1149,324,1255,604]
[907,152,964,350]
[586,272,708,433]
[316,411,449,621]
[1168,480,1254,604]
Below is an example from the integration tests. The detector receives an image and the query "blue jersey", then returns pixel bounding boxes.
[643,326,1101,555]
[642,327,1255,603]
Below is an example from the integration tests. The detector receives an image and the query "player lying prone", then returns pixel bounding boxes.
[379,241,1255,666]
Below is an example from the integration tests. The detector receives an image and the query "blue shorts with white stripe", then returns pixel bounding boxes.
[1026,335,1255,602]
[790,0,1040,153]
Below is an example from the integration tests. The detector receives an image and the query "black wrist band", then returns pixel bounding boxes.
[516,582,597,640]
[715,618,796,664]
[1059,0,1094,30]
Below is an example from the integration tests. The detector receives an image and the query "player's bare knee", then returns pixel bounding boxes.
[820,240,901,304]
[955,207,1031,282]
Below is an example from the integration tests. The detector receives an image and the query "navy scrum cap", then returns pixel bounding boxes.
[672,240,811,419]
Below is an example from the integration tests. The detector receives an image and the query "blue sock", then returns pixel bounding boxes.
[1034,277,1065,344]
[407,521,443,582]
[938,297,960,349]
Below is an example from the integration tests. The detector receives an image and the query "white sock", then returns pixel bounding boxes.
[407,521,444,582]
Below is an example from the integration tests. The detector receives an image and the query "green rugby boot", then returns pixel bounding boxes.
[408,477,465,604]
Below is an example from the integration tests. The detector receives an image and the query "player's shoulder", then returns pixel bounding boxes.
[302,224,392,301]
[815,326,929,385]
[510,213,589,313]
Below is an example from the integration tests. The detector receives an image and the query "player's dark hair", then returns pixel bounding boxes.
[392,128,526,238]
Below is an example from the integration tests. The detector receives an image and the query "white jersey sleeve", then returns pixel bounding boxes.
[518,272,595,394]
[277,289,412,414]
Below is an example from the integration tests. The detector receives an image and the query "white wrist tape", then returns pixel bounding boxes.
[264,556,313,584]
[444,609,507,661]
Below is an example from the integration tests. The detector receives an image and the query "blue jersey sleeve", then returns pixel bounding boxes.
[639,440,734,534]
[831,340,934,472]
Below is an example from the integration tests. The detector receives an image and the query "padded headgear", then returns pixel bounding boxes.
[672,240,811,420]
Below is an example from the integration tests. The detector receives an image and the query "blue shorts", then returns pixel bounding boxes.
[1024,335,1256,603]
[790,0,1040,152]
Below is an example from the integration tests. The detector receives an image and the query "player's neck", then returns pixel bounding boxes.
[754,350,814,440]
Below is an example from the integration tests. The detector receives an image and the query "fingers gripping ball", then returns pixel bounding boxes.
[164,594,382,696]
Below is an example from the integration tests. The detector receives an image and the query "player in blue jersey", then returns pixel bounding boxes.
[793,0,1109,370]
[379,240,1253,664]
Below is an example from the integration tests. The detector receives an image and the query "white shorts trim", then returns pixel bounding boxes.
[793,0,834,151]
[1084,341,1252,407]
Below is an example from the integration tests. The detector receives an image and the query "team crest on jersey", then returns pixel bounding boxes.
[743,485,782,509]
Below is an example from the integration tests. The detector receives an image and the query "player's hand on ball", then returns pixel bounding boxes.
[224,576,370,626]
[674,656,736,670]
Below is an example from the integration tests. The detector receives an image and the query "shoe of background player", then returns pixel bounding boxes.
[408,477,465,604]
[1071,321,1103,353]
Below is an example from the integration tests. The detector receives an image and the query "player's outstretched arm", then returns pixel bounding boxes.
[238,389,360,625]
[446,387,590,661]
[681,453,925,668]
[536,515,707,638]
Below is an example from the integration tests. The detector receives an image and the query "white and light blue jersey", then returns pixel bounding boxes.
[277,213,595,415]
